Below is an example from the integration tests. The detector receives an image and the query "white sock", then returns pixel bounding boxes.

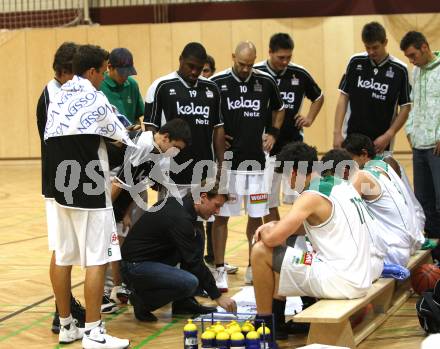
[59,314,73,326]
[85,320,101,332]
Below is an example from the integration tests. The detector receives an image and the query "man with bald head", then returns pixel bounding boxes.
[210,41,285,291]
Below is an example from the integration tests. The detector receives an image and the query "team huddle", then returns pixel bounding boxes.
[37,20,440,349]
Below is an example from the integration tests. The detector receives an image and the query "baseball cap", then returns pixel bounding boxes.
[109,48,137,77]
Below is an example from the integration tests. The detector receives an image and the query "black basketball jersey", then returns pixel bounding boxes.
[339,53,411,141]
[210,68,283,170]
[143,72,223,185]
[254,60,322,155]
[36,79,61,198]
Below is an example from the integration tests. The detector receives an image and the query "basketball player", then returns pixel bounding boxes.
[334,21,411,153]
[202,54,216,78]
[251,142,372,340]
[321,149,386,282]
[254,32,323,222]
[44,45,131,348]
[210,41,284,290]
[36,42,86,334]
[342,133,414,266]
[143,42,224,198]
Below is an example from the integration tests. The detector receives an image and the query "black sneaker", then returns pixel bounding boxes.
[101,294,118,314]
[172,297,217,315]
[51,296,85,334]
[52,309,60,334]
[71,297,85,328]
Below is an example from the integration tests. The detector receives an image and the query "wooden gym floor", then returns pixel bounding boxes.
[0,155,428,348]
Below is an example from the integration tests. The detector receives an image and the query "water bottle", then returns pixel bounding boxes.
[230,331,245,349]
[245,330,260,349]
[227,321,242,335]
[216,331,230,349]
[201,330,216,349]
[183,319,198,349]
[241,320,254,338]
[213,321,225,334]
[256,325,271,349]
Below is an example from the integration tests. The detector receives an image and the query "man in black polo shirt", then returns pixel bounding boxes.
[121,182,236,321]
[334,21,411,154]
[254,33,323,222]
[143,42,224,197]
[210,41,284,290]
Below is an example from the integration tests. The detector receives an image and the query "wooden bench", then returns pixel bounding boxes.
[292,249,432,348]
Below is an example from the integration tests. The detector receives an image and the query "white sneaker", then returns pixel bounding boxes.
[224,263,239,274]
[82,322,129,349]
[206,262,238,275]
[59,319,83,344]
[110,285,130,305]
[212,266,228,292]
[244,266,253,285]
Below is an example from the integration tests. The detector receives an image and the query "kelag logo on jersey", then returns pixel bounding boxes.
[176,101,210,125]
[226,97,260,117]
[357,76,389,100]
[280,91,295,109]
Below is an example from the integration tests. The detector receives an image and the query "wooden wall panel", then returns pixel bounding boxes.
[54,26,88,46]
[4,13,437,158]
[171,22,202,65]
[322,16,355,150]
[0,32,28,157]
[201,20,232,73]
[231,19,264,62]
[25,29,57,158]
[86,25,119,52]
[261,18,293,57]
[149,24,173,81]
[416,13,440,49]
[291,17,326,150]
[118,24,151,97]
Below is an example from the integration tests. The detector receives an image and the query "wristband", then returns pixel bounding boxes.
[266,127,280,138]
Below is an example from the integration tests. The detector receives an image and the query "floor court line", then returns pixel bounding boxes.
[0,281,84,323]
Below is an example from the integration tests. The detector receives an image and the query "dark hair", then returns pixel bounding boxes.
[400,31,428,50]
[321,149,355,178]
[342,133,376,158]
[362,22,386,44]
[158,118,191,146]
[269,33,294,52]
[53,42,78,76]
[206,55,216,72]
[72,44,109,76]
[276,142,318,175]
[198,179,229,201]
[181,42,207,62]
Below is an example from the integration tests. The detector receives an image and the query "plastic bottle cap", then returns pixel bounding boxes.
[257,326,271,335]
[230,332,245,340]
[184,319,197,332]
[216,331,230,340]
[246,330,260,339]
[201,330,216,339]
[241,320,255,332]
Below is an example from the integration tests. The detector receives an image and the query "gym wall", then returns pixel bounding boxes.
[1,12,439,158]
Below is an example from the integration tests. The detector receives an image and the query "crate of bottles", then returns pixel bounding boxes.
[183,312,275,349]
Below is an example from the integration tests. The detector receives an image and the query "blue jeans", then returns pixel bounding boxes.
[413,148,440,238]
[121,260,198,311]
